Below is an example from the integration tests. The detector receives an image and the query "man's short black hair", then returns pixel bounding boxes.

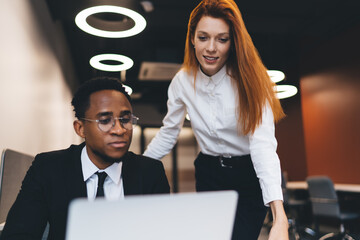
[71,77,131,119]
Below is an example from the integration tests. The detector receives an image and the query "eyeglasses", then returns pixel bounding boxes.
[81,114,139,132]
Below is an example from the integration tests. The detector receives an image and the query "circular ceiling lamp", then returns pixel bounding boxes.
[123,84,133,95]
[89,54,134,72]
[275,85,298,99]
[267,70,285,83]
[75,5,146,38]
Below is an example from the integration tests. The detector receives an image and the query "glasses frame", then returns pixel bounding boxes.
[81,114,139,132]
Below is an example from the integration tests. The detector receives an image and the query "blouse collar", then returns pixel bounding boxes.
[198,64,227,86]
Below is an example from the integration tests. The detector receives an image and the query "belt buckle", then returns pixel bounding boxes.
[219,156,232,168]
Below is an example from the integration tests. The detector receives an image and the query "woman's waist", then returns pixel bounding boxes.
[198,152,252,169]
[195,135,250,156]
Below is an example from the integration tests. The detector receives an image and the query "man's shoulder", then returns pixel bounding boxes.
[126,152,163,166]
[34,143,84,164]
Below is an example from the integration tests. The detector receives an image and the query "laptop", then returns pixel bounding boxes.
[66,190,238,240]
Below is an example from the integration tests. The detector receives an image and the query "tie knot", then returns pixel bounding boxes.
[96,171,107,186]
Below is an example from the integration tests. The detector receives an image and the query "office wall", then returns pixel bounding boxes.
[0,0,80,156]
[276,93,308,181]
[300,24,360,183]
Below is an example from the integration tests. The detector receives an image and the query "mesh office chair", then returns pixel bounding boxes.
[306,176,359,240]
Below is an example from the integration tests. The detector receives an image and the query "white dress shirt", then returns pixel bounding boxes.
[81,146,124,201]
[144,65,282,205]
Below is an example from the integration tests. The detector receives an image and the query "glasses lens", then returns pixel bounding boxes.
[98,116,114,132]
[131,116,138,129]
[120,115,138,130]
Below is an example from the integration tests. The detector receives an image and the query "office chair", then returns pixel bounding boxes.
[306,176,359,240]
[0,149,49,240]
[0,149,34,224]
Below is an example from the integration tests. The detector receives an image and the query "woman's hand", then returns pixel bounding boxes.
[268,200,289,240]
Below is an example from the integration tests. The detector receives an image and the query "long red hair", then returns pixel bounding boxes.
[183,0,285,135]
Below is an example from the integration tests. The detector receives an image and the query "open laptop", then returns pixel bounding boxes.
[66,190,238,240]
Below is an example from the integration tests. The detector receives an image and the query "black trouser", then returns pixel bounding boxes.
[194,152,268,240]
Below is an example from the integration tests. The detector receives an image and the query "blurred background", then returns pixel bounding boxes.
[0,0,359,193]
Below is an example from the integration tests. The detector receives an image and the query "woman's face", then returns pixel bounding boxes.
[192,16,231,76]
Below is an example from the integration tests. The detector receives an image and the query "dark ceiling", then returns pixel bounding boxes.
[44,0,360,118]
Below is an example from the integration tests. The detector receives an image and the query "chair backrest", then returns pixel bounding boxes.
[0,149,34,223]
[306,176,340,218]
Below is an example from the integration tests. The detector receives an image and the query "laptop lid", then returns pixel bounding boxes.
[66,190,238,240]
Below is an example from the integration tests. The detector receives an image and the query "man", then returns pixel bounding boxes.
[0,77,170,240]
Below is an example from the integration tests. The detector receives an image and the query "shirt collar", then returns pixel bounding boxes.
[81,146,122,184]
[198,64,227,86]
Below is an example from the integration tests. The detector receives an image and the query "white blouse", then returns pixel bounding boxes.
[144,65,282,206]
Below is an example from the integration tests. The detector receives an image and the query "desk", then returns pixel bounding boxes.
[287,181,360,193]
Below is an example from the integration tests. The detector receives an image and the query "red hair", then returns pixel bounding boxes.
[183,0,285,135]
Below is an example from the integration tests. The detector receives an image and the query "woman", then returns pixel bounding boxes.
[144,0,288,239]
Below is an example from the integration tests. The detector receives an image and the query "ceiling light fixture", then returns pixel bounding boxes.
[75,5,146,38]
[275,85,298,99]
[89,54,134,72]
[123,85,133,95]
[267,70,285,83]
[119,70,133,95]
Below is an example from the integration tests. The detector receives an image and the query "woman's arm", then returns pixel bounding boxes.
[248,105,288,239]
[143,74,187,160]
[268,200,289,240]
[249,104,283,205]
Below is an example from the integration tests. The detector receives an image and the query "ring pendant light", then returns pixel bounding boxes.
[75,5,147,38]
[275,85,298,99]
[267,70,285,83]
[123,85,133,95]
[268,70,298,99]
[89,54,134,72]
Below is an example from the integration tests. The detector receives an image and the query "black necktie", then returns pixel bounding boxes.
[96,172,107,197]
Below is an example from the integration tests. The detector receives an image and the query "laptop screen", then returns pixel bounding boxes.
[66,190,238,240]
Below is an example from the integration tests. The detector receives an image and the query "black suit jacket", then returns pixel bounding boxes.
[0,143,170,240]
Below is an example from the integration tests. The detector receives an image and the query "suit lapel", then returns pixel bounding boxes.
[122,152,142,196]
[64,143,87,200]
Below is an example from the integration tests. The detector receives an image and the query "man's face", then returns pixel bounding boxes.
[75,89,133,169]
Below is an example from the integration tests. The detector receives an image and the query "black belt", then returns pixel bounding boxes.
[199,152,252,168]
